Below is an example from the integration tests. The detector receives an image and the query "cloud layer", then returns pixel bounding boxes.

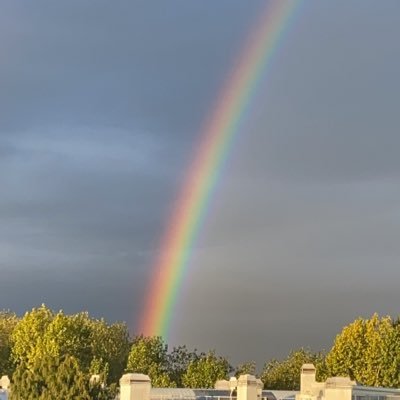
[1,0,400,367]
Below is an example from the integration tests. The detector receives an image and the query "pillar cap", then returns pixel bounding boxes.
[120,373,151,385]
[238,374,257,386]
[325,377,356,388]
[301,364,316,373]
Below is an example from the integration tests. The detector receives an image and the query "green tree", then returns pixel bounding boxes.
[45,356,91,400]
[89,319,130,384]
[10,360,43,400]
[0,311,19,375]
[326,314,400,387]
[11,305,130,385]
[235,361,257,378]
[168,345,200,387]
[43,312,93,370]
[11,305,54,369]
[10,355,90,400]
[261,348,325,390]
[182,351,231,389]
[381,319,400,387]
[89,381,118,400]
[126,336,174,387]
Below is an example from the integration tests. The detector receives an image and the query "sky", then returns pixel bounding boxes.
[1,0,400,369]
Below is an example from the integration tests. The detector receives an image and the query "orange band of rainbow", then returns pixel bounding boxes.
[139,0,301,339]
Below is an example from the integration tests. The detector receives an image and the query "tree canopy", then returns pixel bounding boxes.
[235,361,256,378]
[3,307,400,396]
[0,311,19,376]
[326,314,400,387]
[260,348,326,390]
[182,351,231,388]
[167,345,200,387]
[11,305,130,386]
[126,335,174,388]
[10,355,91,400]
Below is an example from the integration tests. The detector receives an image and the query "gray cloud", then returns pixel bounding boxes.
[0,1,262,134]
[1,0,400,370]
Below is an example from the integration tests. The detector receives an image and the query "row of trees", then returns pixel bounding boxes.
[3,305,130,399]
[126,336,231,388]
[0,305,235,398]
[260,314,400,389]
[1,307,400,399]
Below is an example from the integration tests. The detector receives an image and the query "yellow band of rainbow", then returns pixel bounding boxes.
[139,0,301,339]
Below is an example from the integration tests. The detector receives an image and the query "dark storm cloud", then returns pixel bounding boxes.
[0,140,18,159]
[234,0,400,183]
[1,0,400,369]
[0,129,171,256]
[0,1,262,134]
[0,0,264,330]
[165,1,400,367]
[0,134,182,330]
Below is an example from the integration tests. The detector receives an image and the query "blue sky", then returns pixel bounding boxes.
[1,0,400,368]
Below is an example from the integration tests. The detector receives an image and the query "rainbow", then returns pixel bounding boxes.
[139,1,300,338]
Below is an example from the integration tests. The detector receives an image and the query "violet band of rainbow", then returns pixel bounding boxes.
[139,0,301,339]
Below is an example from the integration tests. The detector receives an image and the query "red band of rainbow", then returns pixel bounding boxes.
[139,0,301,339]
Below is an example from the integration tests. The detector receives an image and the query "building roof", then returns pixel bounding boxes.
[151,388,198,400]
[150,388,298,400]
[262,391,298,400]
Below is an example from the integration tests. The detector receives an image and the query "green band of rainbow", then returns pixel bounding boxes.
[139,0,300,339]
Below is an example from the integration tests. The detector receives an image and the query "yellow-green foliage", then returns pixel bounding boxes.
[182,351,230,389]
[326,314,400,387]
[0,311,19,375]
[7,307,400,393]
[11,305,53,369]
[235,361,256,378]
[260,348,326,390]
[11,305,130,385]
[10,355,91,400]
[127,336,175,388]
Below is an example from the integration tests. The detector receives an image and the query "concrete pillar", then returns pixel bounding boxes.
[215,380,230,390]
[324,377,355,400]
[256,379,263,398]
[0,376,10,391]
[229,377,238,391]
[237,375,258,400]
[120,373,151,400]
[300,364,316,394]
[229,377,238,399]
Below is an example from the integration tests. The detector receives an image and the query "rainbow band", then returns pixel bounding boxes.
[140,1,300,338]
